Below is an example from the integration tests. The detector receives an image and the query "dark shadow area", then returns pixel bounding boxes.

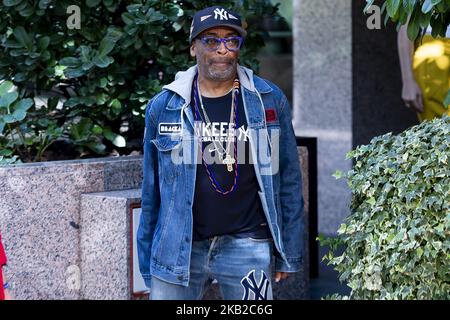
[352,0,419,148]
[309,242,351,300]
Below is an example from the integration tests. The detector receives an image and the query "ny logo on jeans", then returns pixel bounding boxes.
[240,270,270,300]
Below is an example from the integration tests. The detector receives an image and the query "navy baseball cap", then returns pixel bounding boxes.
[189,6,247,44]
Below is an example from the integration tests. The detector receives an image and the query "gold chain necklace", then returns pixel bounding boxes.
[197,78,239,171]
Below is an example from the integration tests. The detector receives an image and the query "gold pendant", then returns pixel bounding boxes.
[223,154,235,172]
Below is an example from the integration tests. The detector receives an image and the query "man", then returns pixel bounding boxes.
[137,6,305,300]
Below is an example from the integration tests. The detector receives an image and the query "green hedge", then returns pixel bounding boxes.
[321,115,450,300]
[0,0,281,164]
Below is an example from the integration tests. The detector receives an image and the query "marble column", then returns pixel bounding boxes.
[293,0,352,235]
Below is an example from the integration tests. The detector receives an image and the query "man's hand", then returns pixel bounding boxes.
[274,272,289,283]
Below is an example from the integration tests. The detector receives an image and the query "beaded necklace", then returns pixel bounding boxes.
[193,72,239,195]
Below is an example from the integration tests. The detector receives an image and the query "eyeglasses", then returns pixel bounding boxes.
[198,36,243,52]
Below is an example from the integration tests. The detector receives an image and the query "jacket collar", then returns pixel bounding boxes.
[162,64,272,109]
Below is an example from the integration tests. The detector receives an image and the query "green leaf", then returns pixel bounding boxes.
[98,37,116,57]
[366,197,376,206]
[64,68,85,79]
[363,0,376,13]
[102,126,126,147]
[0,81,13,95]
[92,124,103,135]
[59,57,80,67]
[86,0,101,7]
[13,26,33,50]
[3,114,16,123]
[85,141,106,154]
[407,10,421,41]
[332,170,343,179]
[112,134,126,147]
[3,0,22,6]
[109,98,122,115]
[37,118,49,127]
[3,39,23,48]
[93,55,114,68]
[0,149,13,156]
[99,78,108,88]
[421,0,434,14]
[13,98,33,111]
[0,91,19,107]
[96,93,107,105]
[80,45,91,63]
[12,108,27,121]
[121,12,135,25]
[37,36,50,50]
[103,127,115,141]
[81,61,94,71]
[386,0,401,17]
[337,224,347,234]
[158,45,172,57]
[38,0,51,9]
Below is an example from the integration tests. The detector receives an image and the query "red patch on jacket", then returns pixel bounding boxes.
[265,108,277,123]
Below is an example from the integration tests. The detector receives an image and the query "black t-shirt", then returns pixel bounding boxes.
[191,85,271,241]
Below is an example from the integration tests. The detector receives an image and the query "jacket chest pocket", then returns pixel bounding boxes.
[151,135,183,183]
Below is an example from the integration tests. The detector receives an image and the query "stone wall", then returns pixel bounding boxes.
[0,156,142,299]
[0,146,310,299]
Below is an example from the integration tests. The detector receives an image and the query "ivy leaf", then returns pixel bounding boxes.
[332,170,343,179]
[366,197,376,206]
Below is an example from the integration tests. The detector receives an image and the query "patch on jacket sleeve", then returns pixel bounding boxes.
[265,108,277,123]
[159,123,181,135]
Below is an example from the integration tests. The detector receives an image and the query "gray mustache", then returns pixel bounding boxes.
[210,59,234,64]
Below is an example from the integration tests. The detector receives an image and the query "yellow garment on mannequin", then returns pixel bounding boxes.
[413,35,450,122]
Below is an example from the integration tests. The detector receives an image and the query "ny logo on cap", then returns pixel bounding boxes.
[208,8,238,21]
[214,8,229,20]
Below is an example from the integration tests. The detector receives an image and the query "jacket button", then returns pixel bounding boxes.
[177,275,184,281]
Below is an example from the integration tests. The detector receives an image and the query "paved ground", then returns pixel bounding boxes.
[309,243,351,300]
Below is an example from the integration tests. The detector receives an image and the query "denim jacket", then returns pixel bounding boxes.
[138,64,305,288]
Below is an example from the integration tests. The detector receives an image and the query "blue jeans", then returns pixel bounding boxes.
[150,235,274,300]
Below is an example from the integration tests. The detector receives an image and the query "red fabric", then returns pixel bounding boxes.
[0,232,6,300]
[265,108,277,123]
